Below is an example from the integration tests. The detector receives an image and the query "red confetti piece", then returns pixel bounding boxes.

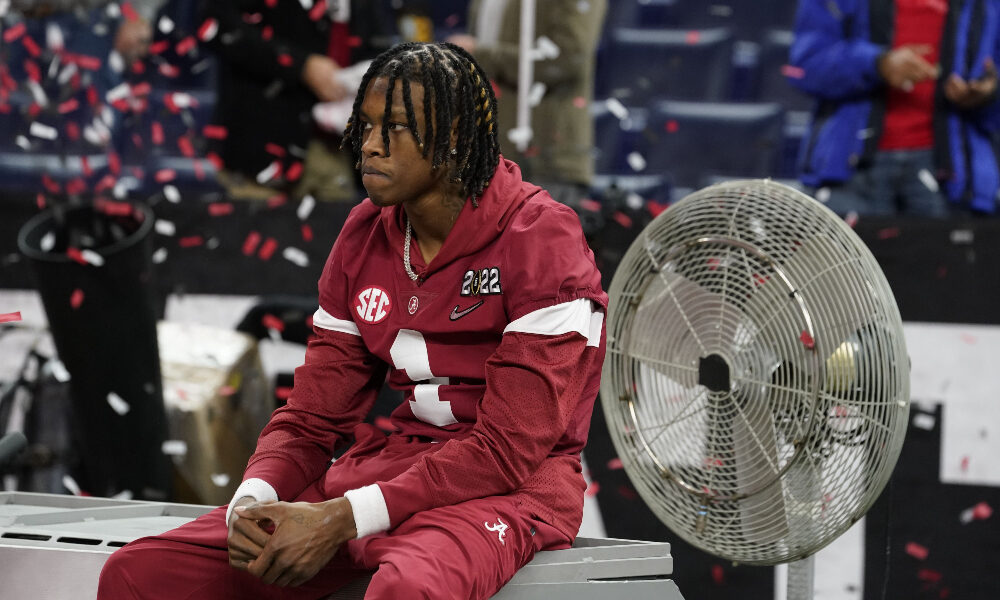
[265,142,286,157]
[301,223,314,242]
[208,202,234,216]
[80,156,92,177]
[243,12,263,24]
[917,568,942,583]
[65,178,87,195]
[206,152,224,169]
[266,194,287,208]
[374,416,397,432]
[121,1,140,22]
[961,455,969,472]
[711,564,725,585]
[22,35,41,57]
[155,169,177,183]
[108,152,121,175]
[613,211,633,228]
[584,480,600,497]
[71,54,102,71]
[905,541,929,560]
[3,23,25,43]
[277,54,294,67]
[151,121,164,145]
[36,193,46,209]
[179,235,204,248]
[57,98,79,114]
[27,102,41,118]
[198,18,219,42]
[579,198,601,212]
[617,484,637,500]
[261,313,285,332]
[607,457,623,470]
[971,501,993,520]
[202,124,228,139]
[131,81,152,97]
[65,121,80,140]
[96,199,133,216]
[877,227,900,240]
[67,247,87,265]
[261,25,274,41]
[285,161,303,181]
[24,59,40,82]
[275,386,292,400]
[265,0,277,7]
[41,175,61,194]
[193,159,206,180]
[159,63,180,78]
[70,289,85,309]
[175,36,197,56]
[0,312,22,324]
[845,211,859,228]
[131,59,145,74]
[685,30,701,44]
[309,0,327,21]
[242,231,262,255]
[781,64,806,79]
[217,385,237,396]
[646,200,667,218]
[573,96,587,109]
[258,237,278,260]
[177,136,195,157]
[800,330,815,349]
[665,119,679,133]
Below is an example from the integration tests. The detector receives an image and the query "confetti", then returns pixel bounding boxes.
[152,248,168,264]
[912,413,935,430]
[175,36,197,56]
[275,386,293,400]
[211,473,231,487]
[203,124,228,139]
[626,151,646,172]
[800,330,815,349]
[48,359,71,382]
[256,161,281,184]
[107,392,130,415]
[179,236,204,248]
[918,168,939,192]
[70,289,85,309]
[161,440,188,456]
[242,231,262,255]
[155,220,177,236]
[158,15,175,34]
[0,312,22,323]
[29,122,58,140]
[905,541,928,560]
[960,501,993,524]
[62,474,82,496]
[781,64,806,79]
[877,227,900,240]
[258,237,278,260]
[534,35,560,60]
[528,82,546,107]
[80,249,105,267]
[208,202,234,216]
[711,564,725,585]
[163,185,181,203]
[283,246,309,267]
[262,313,285,332]
[584,480,600,497]
[374,416,397,432]
[297,195,316,220]
[301,223,314,242]
[198,19,219,42]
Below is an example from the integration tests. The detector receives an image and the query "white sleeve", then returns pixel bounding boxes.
[225,478,279,526]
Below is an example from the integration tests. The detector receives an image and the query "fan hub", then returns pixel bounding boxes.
[698,353,731,393]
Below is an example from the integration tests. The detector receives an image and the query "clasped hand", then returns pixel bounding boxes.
[227,497,357,587]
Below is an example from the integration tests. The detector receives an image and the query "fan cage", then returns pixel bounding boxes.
[601,180,910,565]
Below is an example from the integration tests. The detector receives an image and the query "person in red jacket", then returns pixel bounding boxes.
[97,41,607,599]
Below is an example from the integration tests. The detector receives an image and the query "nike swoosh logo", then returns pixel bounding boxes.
[450,300,484,321]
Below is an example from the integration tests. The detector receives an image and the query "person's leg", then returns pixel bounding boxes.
[816,154,897,217]
[349,495,568,600]
[896,149,950,217]
[97,484,368,599]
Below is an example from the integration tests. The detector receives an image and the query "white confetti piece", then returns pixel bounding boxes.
[158,15,175,34]
[534,35,560,60]
[15,135,31,150]
[46,23,64,51]
[161,440,188,456]
[27,80,48,106]
[256,161,281,184]
[40,231,55,251]
[268,327,283,342]
[960,506,976,524]
[105,3,120,18]
[48,359,71,382]
[106,392,130,415]
[105,82,131,103]
[913,413,936,430]
[62,474,82,496]
[152,247,168,264]
[816,187,831,204]
[80,249,105,266]
[57,61,77,84]
[627,151,647,172]
[298,0,314,9]
[155,219,176,236]
[111,489,134,500]
[283,246,309,267]
[169,92,194,109]
[297,195,316,220]
[108,50,124,73]
[918,169,939,192]
[0,0,9,17]
[507,126,533,149]
[211,473,231,487]
[30,122,58,140]
[626,191,644,210]
[950,229,974,244]
[528,82,546,107]
[605,98,629,120]
[163,185,181,203]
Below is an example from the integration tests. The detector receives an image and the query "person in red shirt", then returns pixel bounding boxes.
[97,41,607,599]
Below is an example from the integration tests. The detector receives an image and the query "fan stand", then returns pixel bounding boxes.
[783,556,815,600]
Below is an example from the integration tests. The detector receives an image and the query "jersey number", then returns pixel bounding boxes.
[389,329,457,426]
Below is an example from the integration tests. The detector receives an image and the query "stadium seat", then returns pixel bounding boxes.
[597,27,734,103]
[645,100,784,188]
[603,0,683,30]
[668,0,796,41]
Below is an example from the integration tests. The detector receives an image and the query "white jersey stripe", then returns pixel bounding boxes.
[504,298,603,345]
[313,306,360,336]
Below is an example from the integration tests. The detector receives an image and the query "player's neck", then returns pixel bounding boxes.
[405,187,467,263]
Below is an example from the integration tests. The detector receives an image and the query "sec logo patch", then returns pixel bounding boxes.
[355,286,391,324]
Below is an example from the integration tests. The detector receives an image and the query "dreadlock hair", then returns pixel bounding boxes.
[342,42,501,207]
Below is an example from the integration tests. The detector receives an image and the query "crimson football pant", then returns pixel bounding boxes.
[97,426,569,600]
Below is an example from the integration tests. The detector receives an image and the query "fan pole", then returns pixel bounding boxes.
[786,556,815,600]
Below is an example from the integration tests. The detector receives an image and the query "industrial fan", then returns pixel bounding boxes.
[600,179,910,598]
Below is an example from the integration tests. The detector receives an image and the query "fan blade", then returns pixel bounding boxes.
[733,397,789,544]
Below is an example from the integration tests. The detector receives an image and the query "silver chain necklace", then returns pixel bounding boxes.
[403,217,419,281]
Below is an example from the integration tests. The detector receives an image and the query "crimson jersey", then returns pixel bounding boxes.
[243,159,607,540]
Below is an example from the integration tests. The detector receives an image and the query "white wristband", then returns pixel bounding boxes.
[225,478,278,526]
[344,484,391,538]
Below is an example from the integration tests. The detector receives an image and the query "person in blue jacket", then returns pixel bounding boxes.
[788,0,1000,216]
